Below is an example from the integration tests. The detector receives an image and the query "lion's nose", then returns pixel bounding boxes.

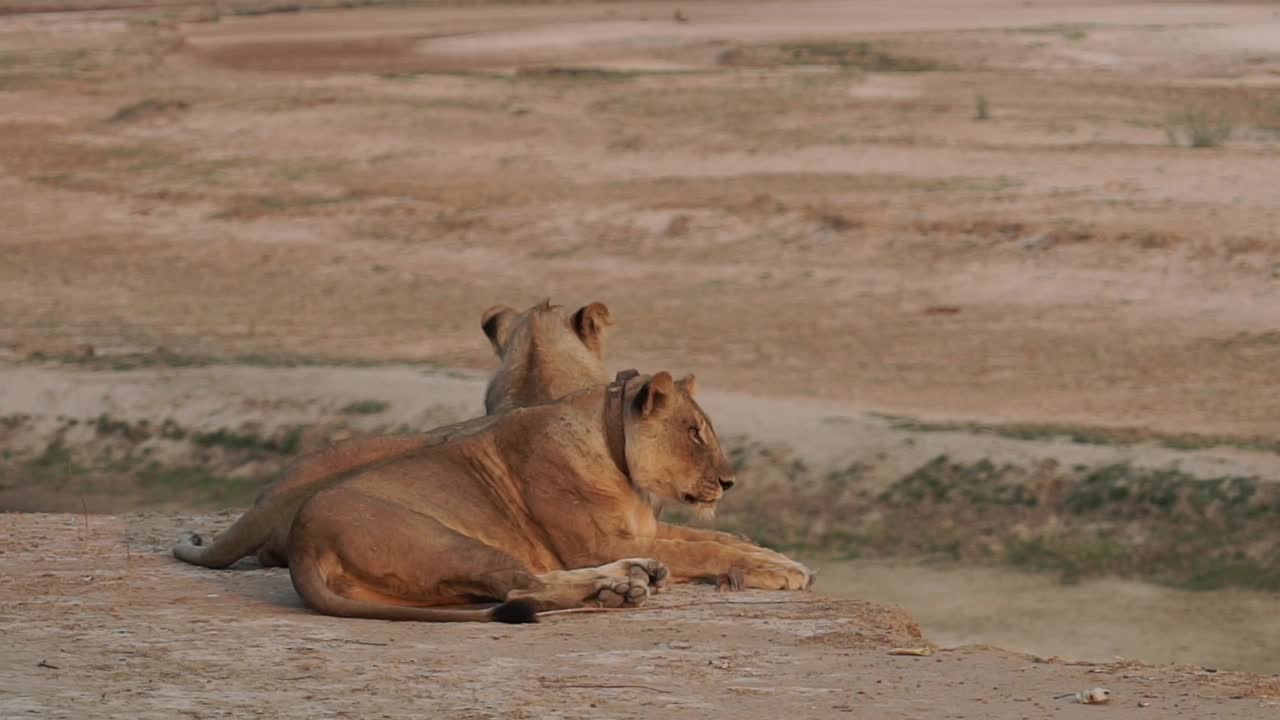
[718,476,735,491]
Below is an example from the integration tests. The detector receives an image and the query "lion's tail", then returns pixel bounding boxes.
[288,553,538,624]
[172,512,271,569]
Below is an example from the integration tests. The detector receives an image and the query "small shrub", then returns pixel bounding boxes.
[341,400,390,415]
[975,94,991,121]
[230,3,302,17]
[1165,109,1232,148]
[109,98,189,123]
[720,42,939,72]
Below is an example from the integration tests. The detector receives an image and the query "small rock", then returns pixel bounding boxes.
[667,641,692,649]
[1057,687,1111,704]
[664,215,693,237]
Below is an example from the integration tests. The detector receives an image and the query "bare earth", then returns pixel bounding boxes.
[2,513,1278,719]
[2,0,1278,436]
[3,0,1280,716]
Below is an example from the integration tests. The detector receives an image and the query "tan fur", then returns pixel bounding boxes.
[286,371,815,623]
[482,299,612,414]
[172,300,614,570]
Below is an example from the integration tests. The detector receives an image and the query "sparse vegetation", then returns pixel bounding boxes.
[1012,23,1093,41]
[12,348,435,372]
[228,3,302,16]
[1165,108,1233,148]
[341,400,390,415]
[209,193,354,220]
[136,464,266,505]
[108,98,189,123]
[874,413,1280,456]
[514,66,666,81]
[703,441,1280,591]
[192,426,303,455]
[975,93,991,121]
[720,41,939,72]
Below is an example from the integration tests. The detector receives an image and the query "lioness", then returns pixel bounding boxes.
[287,370,815,623]
[173,299,615,569]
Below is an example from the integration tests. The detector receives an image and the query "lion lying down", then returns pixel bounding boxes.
[288,370,815,623]
[173,299,615,569]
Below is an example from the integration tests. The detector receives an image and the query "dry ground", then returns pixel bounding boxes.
[1,512,1278,719]
[3,0,1280,715]
[2,0,1278,436]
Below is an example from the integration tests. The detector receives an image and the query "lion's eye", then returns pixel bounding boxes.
[689,426,705,445]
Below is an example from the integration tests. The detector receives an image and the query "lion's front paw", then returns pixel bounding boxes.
[747,558,815,591]
[593,558,668,608]
[603,557,669,590]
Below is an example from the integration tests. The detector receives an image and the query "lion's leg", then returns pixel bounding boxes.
[506,558,669,611]
[658,522,799,564]
[291,490,538,602]
[648,537,814,591]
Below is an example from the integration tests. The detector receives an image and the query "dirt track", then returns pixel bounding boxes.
[1,512,1277,719]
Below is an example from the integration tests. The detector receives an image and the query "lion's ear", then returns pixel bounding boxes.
[571,302,613,356]
[481,305,517,355]
[635,371,675,418]
[678,374,697,397]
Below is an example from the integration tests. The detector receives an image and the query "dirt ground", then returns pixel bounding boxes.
[2,0,1278,436]
[3,0,1280,715]
[1,512,1277,719]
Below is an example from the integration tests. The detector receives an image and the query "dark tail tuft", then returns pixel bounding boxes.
[490,599,539,624]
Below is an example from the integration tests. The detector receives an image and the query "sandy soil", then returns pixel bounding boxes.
[3,0,1280,714]
[816,561,1280,673]
[2,0,1278,437]
[1,512,1277,719]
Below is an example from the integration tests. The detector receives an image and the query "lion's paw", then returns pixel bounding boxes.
[177,531,203,547]
[593,558,668,608]
[749,558,816,591]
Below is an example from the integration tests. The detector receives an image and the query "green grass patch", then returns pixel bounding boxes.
[108,98,189,124]
[137,464,266,506]
[341,400,390,415]
[17,348,438,372]
[192,426,303,455]
[228,3,302,16]
[1004,536,1127,584]
[1009,23,1094,41]
[1165,108,1232,148]
[721,41,939,72]
[875,412,1280,456]
[513,66,655,81]
[974,93,991,121]
[208,192,354,220]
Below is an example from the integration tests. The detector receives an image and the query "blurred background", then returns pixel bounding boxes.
[2,0,1277,672]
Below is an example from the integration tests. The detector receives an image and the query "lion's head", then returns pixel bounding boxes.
[622,371,735,516]
[481,299,614,414]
